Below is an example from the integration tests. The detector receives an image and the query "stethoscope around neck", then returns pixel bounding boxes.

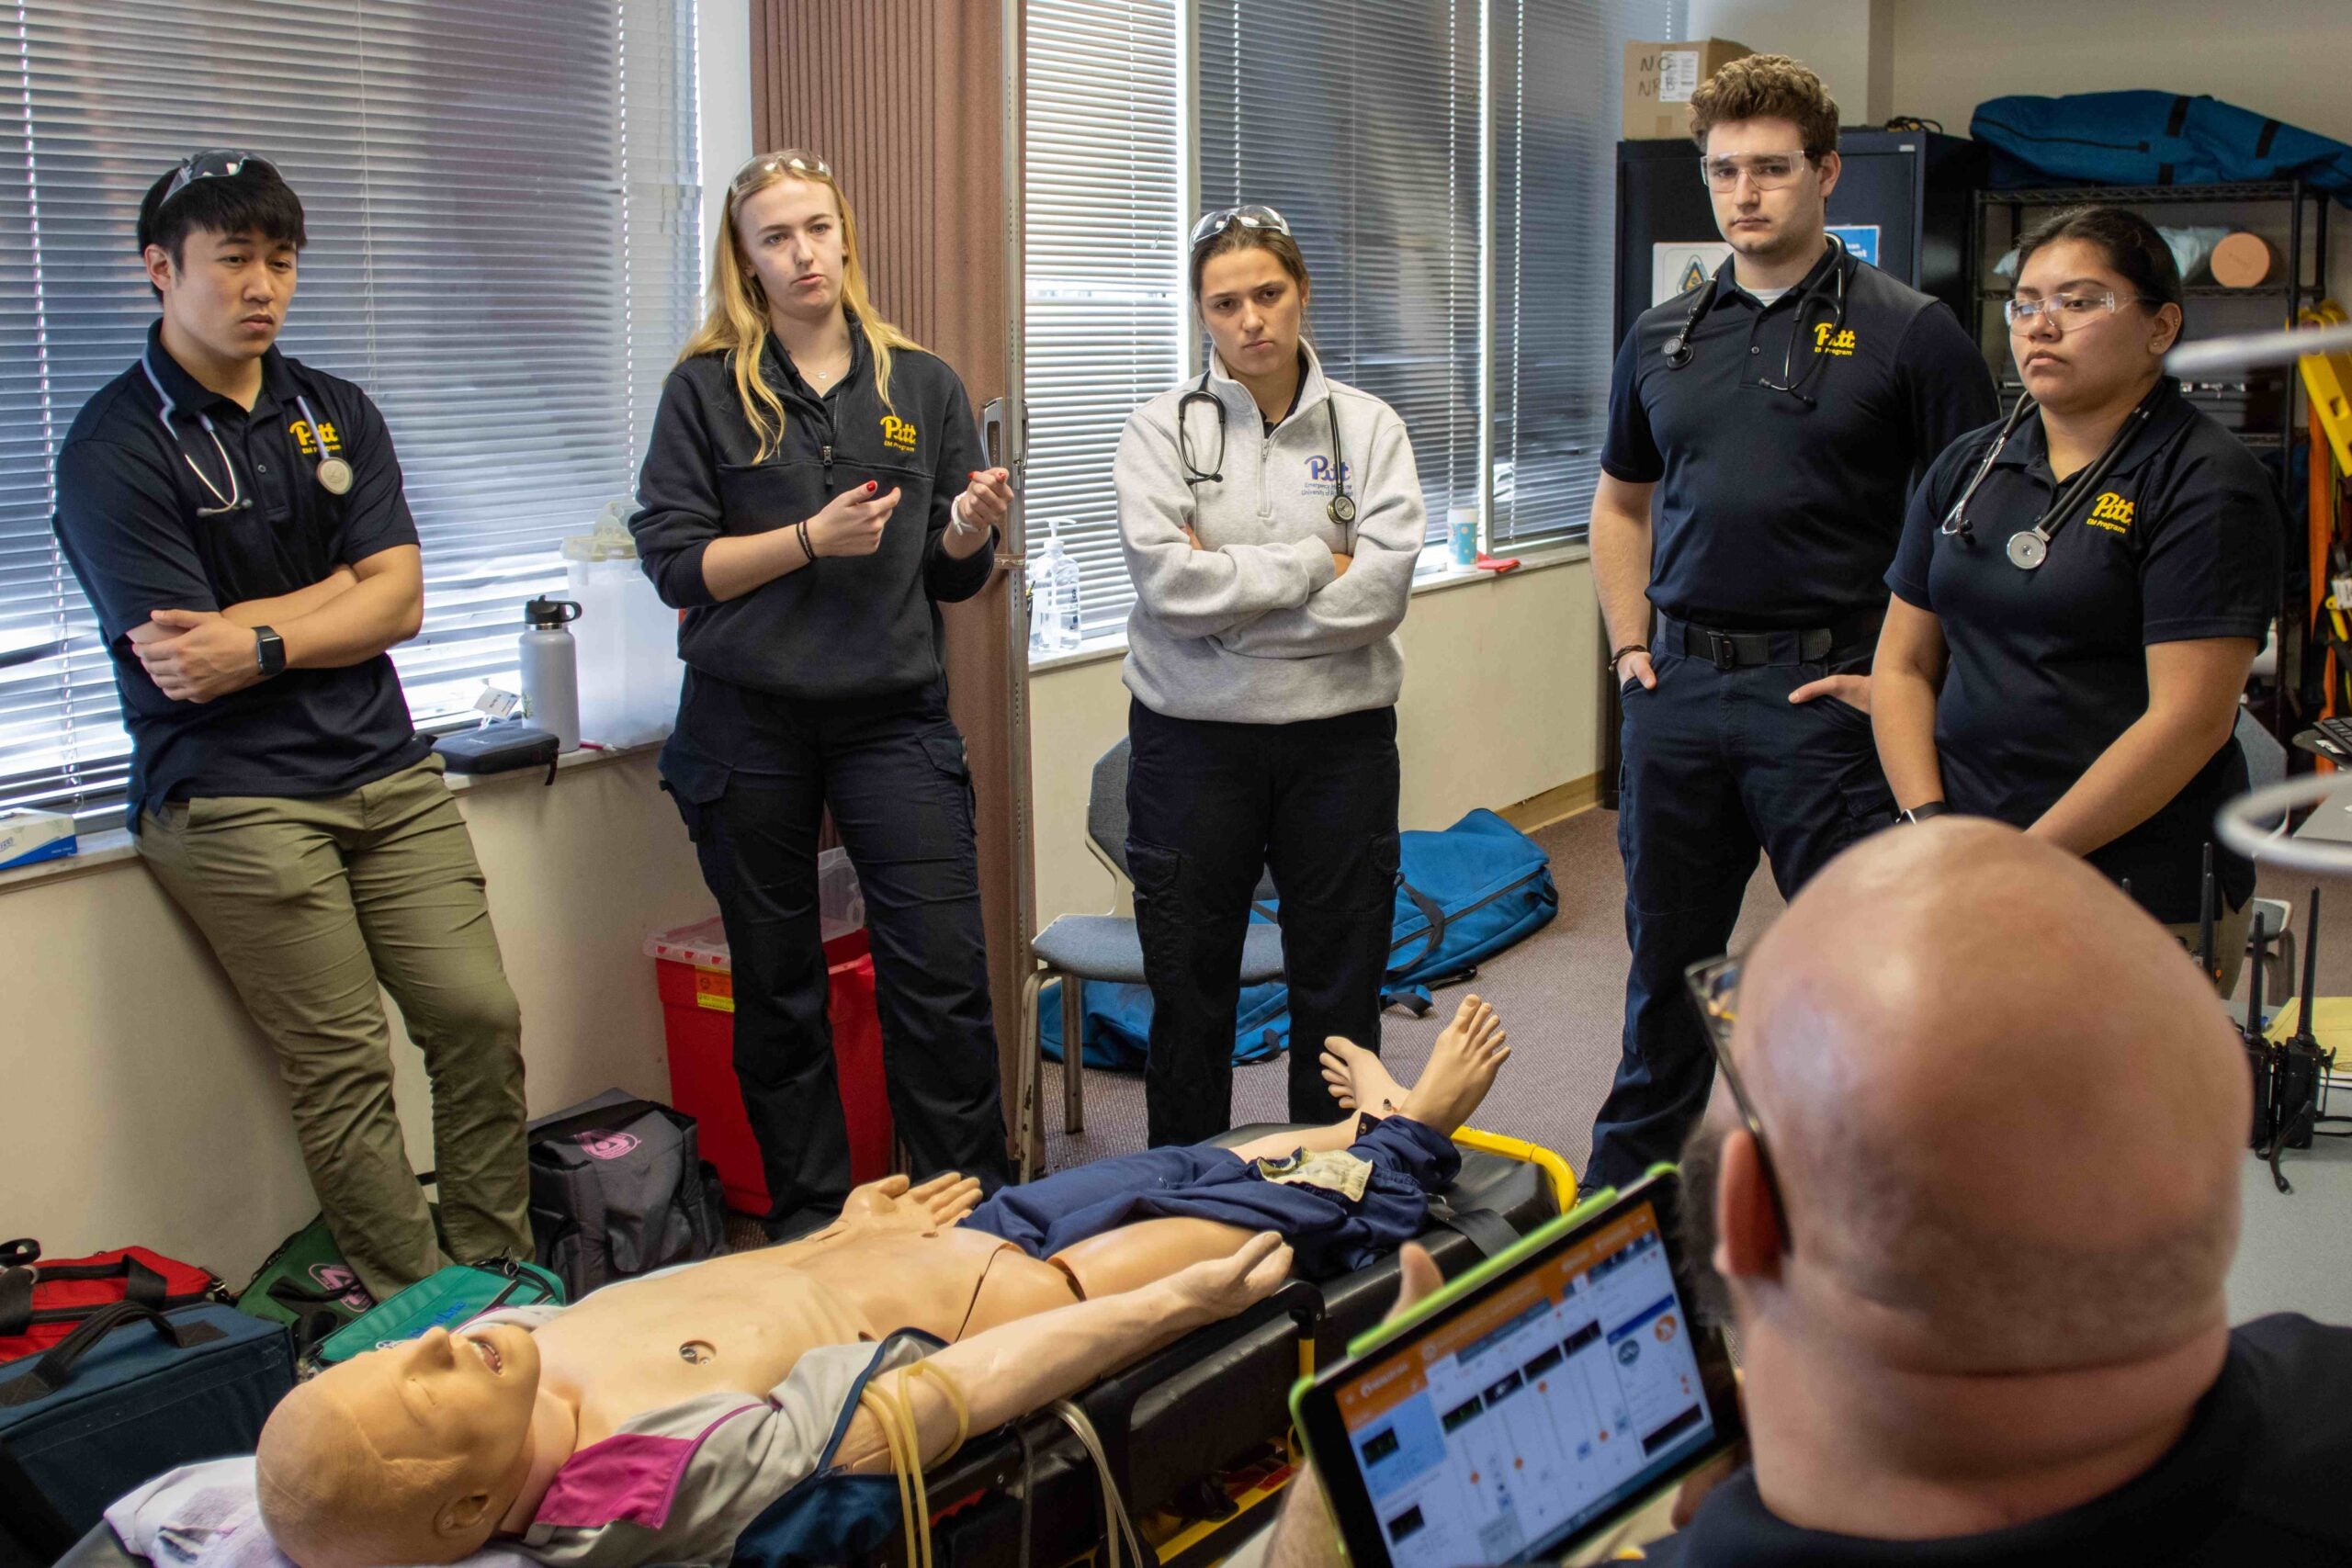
[1939,381,2164,571]
[1176,362,1356,526]
[1663,235,1849,407]
[139,346,353,517]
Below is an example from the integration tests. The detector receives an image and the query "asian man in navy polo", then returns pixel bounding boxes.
[51,152,531,1303]
[1586,56,1997,1190]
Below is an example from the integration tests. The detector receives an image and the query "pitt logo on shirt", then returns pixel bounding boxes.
[1812,322,1858,357]
[880,415,919,453]
[1303,456,1352,491]
[289,417,340,454]
[2086,491,2135,535]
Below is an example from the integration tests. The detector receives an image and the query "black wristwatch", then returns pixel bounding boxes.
[1898,800,1951,826]
[254,626,288,678]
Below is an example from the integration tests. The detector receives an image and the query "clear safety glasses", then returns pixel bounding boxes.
[158,149,278,209]
[2003,289,2162,332]
[1189,203,1292,250]
[1699,151,1815,192]
[731,148,833,198]
[1684,954,1794,1251]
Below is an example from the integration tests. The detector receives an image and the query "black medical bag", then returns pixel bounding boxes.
[526,1089,728,1299]
[0,1302,293,1564]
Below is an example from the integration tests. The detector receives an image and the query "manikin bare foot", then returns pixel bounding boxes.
[1320,1036,1409,1114]
[1394,995,1510,1136]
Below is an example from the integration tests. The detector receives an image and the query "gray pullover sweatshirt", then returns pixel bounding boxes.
[1117,346,1425,724]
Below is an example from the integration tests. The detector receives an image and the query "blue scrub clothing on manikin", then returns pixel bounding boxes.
[962,1115,1458,1280]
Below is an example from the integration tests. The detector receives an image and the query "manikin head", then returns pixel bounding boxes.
[1191,211,1314,387]
[256,1324,541,1568]
[138,151,308,369]
[2009,205,2185,418]
[1683,821,2246,1510]
[1688,54,1841,269]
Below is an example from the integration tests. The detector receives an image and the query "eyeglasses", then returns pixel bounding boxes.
[1683,954,1794,1251]
[2003,289,2161,332]
[1700,152,1815,192]
[731,149,832,198]
[158,149,277,210]
[1189,204,1291,250]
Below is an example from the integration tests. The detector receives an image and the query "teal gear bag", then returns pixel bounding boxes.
[314,1258,563,1367]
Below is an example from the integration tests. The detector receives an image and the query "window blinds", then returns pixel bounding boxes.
[1197,0,1482,553]
[1022,0,1184,641]
[1490,0,1680,549]
[0,0,698,818]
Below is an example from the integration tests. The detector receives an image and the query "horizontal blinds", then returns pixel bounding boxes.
[0,0,698,818]
[1023,0,1183,640]
[1197,0,1480,549]
[1491,0,1679,548]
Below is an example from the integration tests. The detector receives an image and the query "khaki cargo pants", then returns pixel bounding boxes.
[138,756,530,1302]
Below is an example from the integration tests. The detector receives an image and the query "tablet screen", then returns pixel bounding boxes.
[1329,1197,1717,1566]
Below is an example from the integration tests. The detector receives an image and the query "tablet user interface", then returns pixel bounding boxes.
[1331,1199,1714,1566]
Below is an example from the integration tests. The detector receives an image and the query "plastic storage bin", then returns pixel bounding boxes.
[647,850,888,1213]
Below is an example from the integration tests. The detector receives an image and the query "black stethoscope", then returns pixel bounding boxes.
[139,347,353,517]
[1177,365,1356,525]
[1664,236,1850,407]
[1939,382,2164,570]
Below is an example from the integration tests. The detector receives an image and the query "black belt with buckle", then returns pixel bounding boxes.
[1656,610,1883,671]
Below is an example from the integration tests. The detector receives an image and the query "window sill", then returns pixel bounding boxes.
[0,735,667,900]
[1024,538,1590,675]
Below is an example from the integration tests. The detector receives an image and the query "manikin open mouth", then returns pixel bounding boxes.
[468,1337,503,1374]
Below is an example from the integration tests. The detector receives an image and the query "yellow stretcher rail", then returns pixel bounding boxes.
[1452,1123,1580,1213]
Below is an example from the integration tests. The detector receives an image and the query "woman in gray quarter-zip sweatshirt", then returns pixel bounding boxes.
[1114,204,1427,1148]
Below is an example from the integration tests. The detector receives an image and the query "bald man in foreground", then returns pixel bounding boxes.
[1272,820,2352,1566]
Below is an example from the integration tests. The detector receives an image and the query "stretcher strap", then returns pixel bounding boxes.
[1048,1399,1149,1568]
[858,1360,971,1568]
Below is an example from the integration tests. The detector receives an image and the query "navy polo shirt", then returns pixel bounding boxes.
[1603,243,1996,630]
[1632,1314,2352,1566]
[1887,378,2280,921]
[52,321,431,828]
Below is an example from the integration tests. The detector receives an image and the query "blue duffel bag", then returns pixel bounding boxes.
[1042,808,1559,1070]
[1971,91,2352,202]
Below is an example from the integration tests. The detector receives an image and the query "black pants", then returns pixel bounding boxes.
[1126,699,1401,1147]
[662,671,1011,1237]
[1589,640,1893,1191]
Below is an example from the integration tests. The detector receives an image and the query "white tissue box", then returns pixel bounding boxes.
[0,808,75,872]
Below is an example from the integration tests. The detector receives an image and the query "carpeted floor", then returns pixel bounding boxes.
[1036,809,1788,1183]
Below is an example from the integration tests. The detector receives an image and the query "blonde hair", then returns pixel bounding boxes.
[680,156,923,461]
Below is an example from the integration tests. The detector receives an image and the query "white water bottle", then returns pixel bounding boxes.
[519,597,582,751]
[1029,520,1083,655]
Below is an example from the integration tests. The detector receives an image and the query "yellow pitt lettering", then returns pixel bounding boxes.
[880,414,918,452]
[2086,491,2135,534]
[1812,323,1857,356]
[288,418,341,454]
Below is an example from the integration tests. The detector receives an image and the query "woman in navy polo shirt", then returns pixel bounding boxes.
[1873,206,2280,989]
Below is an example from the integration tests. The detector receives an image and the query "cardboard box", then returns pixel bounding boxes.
[1623,38,1752,142]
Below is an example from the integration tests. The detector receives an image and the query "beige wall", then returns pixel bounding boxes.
[2,755,714,1282]
[1029,559,1602,926]
[1684,0,1893,125]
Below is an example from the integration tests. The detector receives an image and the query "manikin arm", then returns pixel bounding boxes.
[832,1233,1293,1474]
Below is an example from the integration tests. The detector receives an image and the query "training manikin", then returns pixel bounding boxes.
[254,999,1513,1568]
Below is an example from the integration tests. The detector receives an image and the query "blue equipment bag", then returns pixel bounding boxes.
[0,1302,294,1561]
[1043,809,1557,1069]
[1971,92,2352,202]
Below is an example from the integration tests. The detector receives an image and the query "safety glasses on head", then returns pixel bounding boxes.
[1683,954,1794,1251]
[2002,289,2161,332]
[159,149,278,210]
[1699,150,1815,192]
[1189,204,1291,251]
[732,149,833,198]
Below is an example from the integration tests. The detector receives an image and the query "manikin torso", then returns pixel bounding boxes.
[531,1229,1080,1446]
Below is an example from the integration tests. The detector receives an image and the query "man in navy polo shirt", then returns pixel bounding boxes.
[51,152,530,1302]
[1586,55,1996,1190]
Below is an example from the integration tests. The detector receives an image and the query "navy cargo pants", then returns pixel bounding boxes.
[1587,622,1894,1190]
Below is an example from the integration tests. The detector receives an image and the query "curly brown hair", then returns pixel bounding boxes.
[1687,53,1839,159]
